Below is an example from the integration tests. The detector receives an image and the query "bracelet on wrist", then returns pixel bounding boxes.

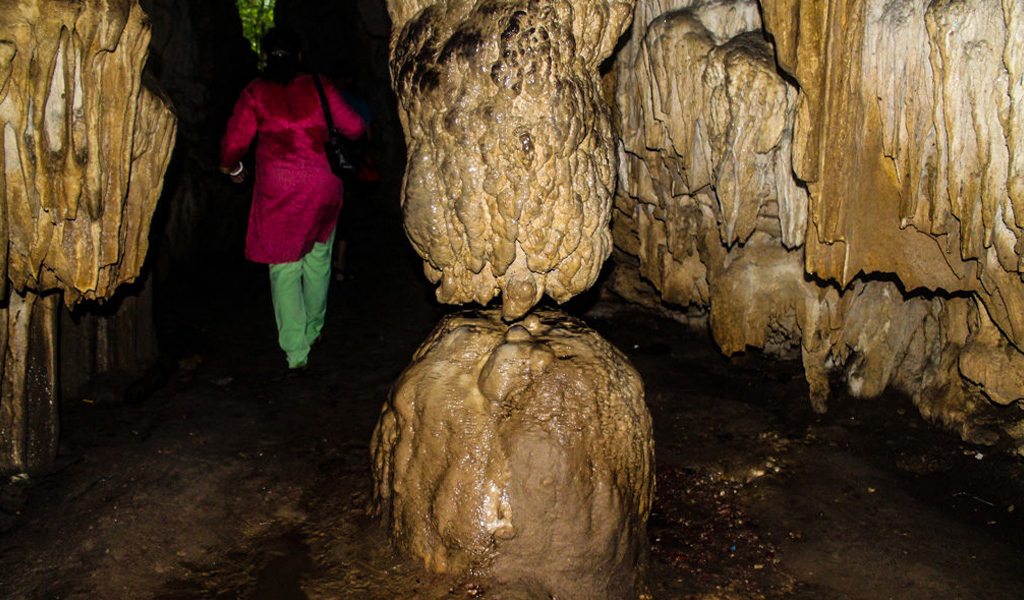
[228,162,244,176]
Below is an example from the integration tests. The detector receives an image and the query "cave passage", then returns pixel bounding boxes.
[2,0,1024,598]
[1,190,1023,599]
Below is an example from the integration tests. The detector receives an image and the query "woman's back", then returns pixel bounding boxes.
[226,74,363,172]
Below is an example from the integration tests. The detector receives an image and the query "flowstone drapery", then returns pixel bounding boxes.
[372,1,655,597]
[611,0,1024,447]
[0,0,176,474]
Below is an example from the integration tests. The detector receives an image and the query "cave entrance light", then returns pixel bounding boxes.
[236,0,275,58]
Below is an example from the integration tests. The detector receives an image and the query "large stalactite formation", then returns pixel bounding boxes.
[612,0,1024,447]
[0,0,176,474]
[388,0,633,320]
[59,0,252,410]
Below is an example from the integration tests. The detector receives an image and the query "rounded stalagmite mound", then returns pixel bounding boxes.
[371,308,654,599]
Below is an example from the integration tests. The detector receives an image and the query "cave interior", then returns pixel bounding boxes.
[1,0,1024,599]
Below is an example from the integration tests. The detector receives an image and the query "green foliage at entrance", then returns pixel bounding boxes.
[236,0,276,57]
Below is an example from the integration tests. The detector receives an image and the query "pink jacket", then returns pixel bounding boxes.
[220,74,365,264]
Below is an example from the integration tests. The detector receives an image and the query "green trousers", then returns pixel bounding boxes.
[268,230,335,369]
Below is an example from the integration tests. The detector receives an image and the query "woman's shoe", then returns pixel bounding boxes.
[285,359,308,377]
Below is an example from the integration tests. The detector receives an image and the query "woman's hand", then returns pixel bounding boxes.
[222,162,246,184]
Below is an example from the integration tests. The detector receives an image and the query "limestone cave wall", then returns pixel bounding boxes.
[611,0,1024,448]
[0,0,176,473]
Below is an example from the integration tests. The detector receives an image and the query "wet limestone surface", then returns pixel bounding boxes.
[0,0,176,300]
[372,308,654,599]
[387,0,633,319]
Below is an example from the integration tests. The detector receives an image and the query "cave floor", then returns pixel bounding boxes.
[2,200,1024,600]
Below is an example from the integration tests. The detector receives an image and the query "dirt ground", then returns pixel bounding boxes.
[2,196,1024,599]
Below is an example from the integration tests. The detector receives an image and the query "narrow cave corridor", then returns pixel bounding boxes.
[2,0,1024,598]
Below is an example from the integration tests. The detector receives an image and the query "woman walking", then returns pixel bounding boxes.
[220,28,365,372]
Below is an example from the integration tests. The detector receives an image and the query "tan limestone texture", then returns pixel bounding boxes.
[0,0,176,473]
[760,0,1024,345]
[386,0,634,320]
[0,0,176,304]
[612,0,1024,444]
[613,1,824,391]
[761,0,1024,421]
[371,309,654,599]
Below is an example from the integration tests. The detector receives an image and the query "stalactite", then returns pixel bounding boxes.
[761,0,1024,343]
[0,0,176,474]
[388,0,632,320]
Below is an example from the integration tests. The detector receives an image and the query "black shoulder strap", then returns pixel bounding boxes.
[312,74,335,130]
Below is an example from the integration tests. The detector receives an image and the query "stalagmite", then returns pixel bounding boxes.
[0,0,176,473]
[372,309,653,597]
[374,0,655,597]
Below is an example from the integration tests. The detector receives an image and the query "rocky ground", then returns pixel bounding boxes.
[1,196,1023,599]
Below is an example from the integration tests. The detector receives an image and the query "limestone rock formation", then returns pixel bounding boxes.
[382,2,656,594]
[372,309,653,599]
[761,0,1024,343]
[0,0,176,473]
[0,0,176,302]
[387,0,633,319]
[0,291,59,475]
[612,0,1024,444]
[778,0,1024,425]
[616,1,806,301]
[613,0,825,393]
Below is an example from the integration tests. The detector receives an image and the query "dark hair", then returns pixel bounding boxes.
[261,28,302,85]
